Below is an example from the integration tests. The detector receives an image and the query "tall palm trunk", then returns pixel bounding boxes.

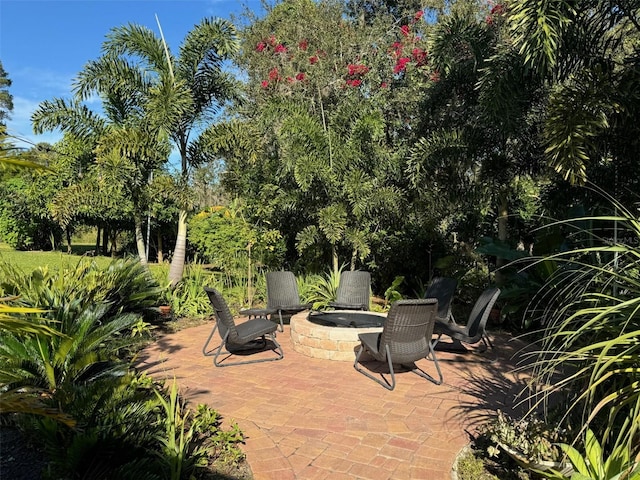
[157,231,164,263]
[133,212,148,266]
[168,210,188,287]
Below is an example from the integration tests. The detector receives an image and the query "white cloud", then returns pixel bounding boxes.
[11,66,75,99]
[6,96,62,150]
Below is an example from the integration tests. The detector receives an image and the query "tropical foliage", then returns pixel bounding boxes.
[2,0,640,474]
[0,259,245,479]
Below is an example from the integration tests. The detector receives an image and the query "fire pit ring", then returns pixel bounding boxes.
[290,310,386,361]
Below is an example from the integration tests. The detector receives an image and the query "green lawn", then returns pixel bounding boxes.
[0,243,144,272]
[0,243,116,273]
[1,243,168,285]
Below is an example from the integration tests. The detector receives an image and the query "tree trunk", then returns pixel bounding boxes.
[95,226,101,256]
[495,194,509,285]
[66,227,72,254]
[247,242,253,307]
[332,244,339,278]
[157,231,164,264]
[168,209,188,287]
[109,229,117,257]
[102,227,109,256]
[133,213,148,266]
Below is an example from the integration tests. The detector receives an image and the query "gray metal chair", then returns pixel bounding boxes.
[203,287,284,367]
[354,298,443,390]
[424,277,458,323]
[329,270,371,310]
[266,271,311,331]
[433,287,500,351]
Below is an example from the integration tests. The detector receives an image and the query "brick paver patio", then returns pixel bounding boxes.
[137,316,533,480]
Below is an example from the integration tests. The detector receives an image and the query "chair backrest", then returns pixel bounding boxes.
[335,270,371,308]
[379,299,438,364]
[266,271,301,308]
[464,287,501,342]
[424,277,457,320]
[204,287,239,343]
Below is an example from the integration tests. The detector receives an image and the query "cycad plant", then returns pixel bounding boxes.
[0,258,161,408]
[521,188,640,460]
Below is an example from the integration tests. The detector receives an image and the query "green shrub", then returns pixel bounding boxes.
[483,411,565,464]
[188,206,285,275]
[456,448,499,480]
[1,259,246,479]
[298,269,340,309]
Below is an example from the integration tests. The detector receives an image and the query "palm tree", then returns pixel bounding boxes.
[94,17,239,285]
[32,92,170,265]
[506,0,640,185]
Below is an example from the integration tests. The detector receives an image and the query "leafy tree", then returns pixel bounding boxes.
[506,0,640,186]
[0,144,65,250]
[404,2,551,278]
[217,0,437,283]
[188,203,285,275]
[32,70,171,263]
[95,17,240,285]
[0,60,13,127]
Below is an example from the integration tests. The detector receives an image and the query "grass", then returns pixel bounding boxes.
[0,242,167,276]
[0,242,115,272]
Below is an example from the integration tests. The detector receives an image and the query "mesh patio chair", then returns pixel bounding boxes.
[432,287,500,351]
[329,270,371,310]
[203,287,284,367]
[266,271,312,332]
[354,298,443,390]
[424,277,458,323]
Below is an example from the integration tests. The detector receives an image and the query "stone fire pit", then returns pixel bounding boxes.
[289,310,386,361]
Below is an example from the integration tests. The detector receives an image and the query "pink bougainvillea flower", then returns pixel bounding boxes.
[400,25,410,37]
[268,67,279,81]
[295,72,306,81]
[261,80,269,88]
[298,39,308,51]
[256,42,267,52]
[309,55,319,64]
[486,15,494,25]
[389,41,403,57]
[268,35,277,46]
[430,70,440,82]
[346,79,362,87]
[412,47,427,66]
[347,63,369,76]
[490,3,505,15]
[394,57,411,73]
[286,76,295,83]
[274,44,287,54]
[380,81,389,88]
[415,10,424,20]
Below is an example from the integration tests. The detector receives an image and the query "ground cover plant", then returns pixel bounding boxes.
[0,258,249,479]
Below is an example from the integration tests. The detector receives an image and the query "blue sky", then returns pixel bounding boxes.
[1,0,264,151]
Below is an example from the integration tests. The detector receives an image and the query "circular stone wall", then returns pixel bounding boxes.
[290,310,386,361]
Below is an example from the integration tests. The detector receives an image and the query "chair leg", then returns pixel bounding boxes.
[408,343,443,385]
[202,323,219,356]
[276,310,284,332]
[353,344,396,390]
[482,333,494,350]
[206,331,284,367]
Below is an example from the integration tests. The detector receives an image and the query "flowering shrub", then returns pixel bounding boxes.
[252,9,436,94]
